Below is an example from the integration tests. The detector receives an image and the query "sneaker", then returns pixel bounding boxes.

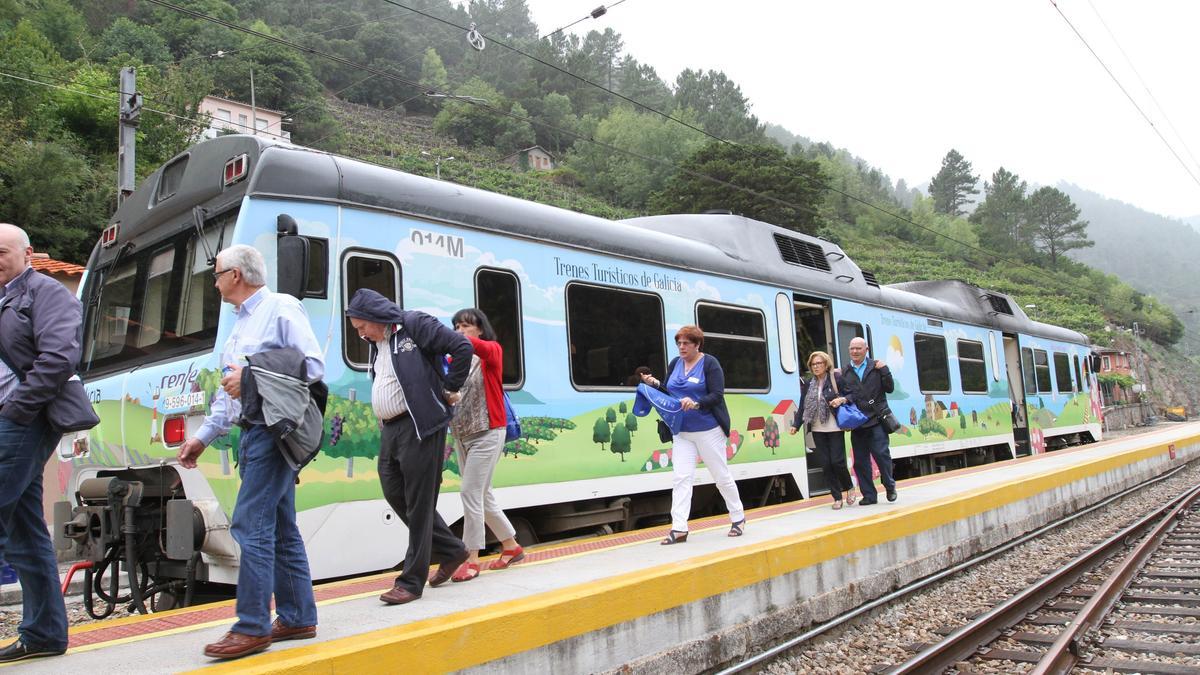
[886,488,898,502]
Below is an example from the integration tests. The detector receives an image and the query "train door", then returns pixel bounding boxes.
[793,295,833,495]
[1002,334,1031,456]
[793,295,833,372]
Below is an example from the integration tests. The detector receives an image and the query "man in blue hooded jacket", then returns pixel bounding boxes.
[345,289,473,605]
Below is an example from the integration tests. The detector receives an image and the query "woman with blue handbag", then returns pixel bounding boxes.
[789,351,856,509]
[448,308,524,581]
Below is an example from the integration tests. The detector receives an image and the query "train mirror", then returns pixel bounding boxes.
[277,234,309,299]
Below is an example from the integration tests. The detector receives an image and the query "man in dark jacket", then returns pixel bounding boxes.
[833,337,898,505]
[345,289,473,605]
[0,224,72,662]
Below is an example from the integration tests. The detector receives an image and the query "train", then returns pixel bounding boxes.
[52,135,1102,611]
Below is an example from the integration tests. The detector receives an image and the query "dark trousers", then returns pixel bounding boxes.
[378,415,466,596]
[0,413,68,650]
[850,423,895,500]
[811,430,853,500]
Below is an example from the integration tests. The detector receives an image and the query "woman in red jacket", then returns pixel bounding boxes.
[448,308,524,581]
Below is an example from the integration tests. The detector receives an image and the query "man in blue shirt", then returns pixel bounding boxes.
[178,245,322,660]
[831,337,897,505]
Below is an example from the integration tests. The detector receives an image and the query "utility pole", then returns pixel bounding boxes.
[249,67,258,136]
[117,66,142,206]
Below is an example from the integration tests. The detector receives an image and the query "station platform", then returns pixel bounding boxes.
[6,423,1198,674]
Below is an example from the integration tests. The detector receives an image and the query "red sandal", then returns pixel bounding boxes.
[451,562,479,582]
[488,545,525,570]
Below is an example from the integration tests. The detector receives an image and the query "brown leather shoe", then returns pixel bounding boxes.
[428,548,470,588]
[270,618,316,642]
[380,585,420,605]
[203,631,270,659]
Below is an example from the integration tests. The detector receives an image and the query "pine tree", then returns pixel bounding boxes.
[929,149,979,216]
[970,167,1030,253]
[1025,187,1093,267]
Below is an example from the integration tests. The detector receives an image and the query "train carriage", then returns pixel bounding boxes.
[55,135,1100,603]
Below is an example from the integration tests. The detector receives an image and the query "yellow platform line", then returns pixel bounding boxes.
[188,435,1196,674]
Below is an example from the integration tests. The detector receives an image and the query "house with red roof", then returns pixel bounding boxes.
[31,252,85,295]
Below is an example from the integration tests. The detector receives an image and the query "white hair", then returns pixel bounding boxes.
[216,244,266,287]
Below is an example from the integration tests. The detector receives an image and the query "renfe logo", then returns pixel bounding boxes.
[160,361,201,391]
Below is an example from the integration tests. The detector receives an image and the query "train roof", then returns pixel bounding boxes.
[100,135,1087,346]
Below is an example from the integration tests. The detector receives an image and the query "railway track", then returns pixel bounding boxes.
[888,481,1200,674]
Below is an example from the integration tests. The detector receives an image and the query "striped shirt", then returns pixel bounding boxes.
[371,334,408,421]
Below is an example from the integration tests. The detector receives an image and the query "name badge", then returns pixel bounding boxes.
[688,376,700,384]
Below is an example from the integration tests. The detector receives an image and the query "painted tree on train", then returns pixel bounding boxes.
[624,413,638,435]
[610,422,631,462]
[762,417,780,455]
[322,395,379,477]
[592,418,611,450]
[605,407,617,426]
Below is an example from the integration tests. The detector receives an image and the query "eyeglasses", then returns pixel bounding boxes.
[212,268,234,280]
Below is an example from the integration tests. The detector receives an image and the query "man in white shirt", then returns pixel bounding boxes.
[178,245,322,660]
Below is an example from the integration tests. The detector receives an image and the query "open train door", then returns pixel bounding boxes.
[793,294,834,495]
[1003,333,1032,456]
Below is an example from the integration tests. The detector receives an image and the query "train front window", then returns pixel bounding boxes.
[82,211,232,375]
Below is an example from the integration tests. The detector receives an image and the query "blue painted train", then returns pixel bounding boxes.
[53,135,1100,607]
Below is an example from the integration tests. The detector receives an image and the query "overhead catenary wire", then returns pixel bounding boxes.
[1083,0,1200,177]
[1049,0,1200,191]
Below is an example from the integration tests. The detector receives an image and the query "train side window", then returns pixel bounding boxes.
[914,333,950,393]
[1021,347,1036,395]
[775,293,797,374]
[956,339,987,394]
[836,321,864,368]
[696,302,769,391]
[566,283,665,389]
[475,268,524,388]
[1073,355,1084,391]
[1033,349,1052,393]
[1053,352,1073,393]
[303,238,328,298]
[342,251,401,369]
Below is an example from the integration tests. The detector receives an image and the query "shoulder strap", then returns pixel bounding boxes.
[829,370,840,395]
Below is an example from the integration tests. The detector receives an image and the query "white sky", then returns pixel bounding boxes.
[521,0,1200,219]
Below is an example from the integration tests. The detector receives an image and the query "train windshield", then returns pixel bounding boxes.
[82,209,236,376]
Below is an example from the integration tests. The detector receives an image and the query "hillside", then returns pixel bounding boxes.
[1061,184,1200,357]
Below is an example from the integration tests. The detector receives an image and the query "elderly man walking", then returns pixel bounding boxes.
[344,288,473,605]
[177,245,323,660]
[832,337,897,505]
[0,224,79,663]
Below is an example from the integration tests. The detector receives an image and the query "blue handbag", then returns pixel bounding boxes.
[503,393,521,443]
[835,402,869,430]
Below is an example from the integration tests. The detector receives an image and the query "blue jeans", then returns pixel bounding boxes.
[0,414,68,650]
[229,425,317,636]
[849,423,895,501]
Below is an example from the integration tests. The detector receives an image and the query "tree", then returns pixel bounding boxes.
[610,422,630,461]
[536,92,576,154]
[960,412,967,430]
[432,77,505,148]
[762,417,780,455]
[648,141,827,234]
[592,417,610,450]
[624,413,638,434]
[94,17,171,65]
[928,149,979,216]
[618,401,627,414]
[1025,186,1093,267]
[673,68,763,142]
[970,167,1030,254]
[605,407,617,425]
[494,102,536,155]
